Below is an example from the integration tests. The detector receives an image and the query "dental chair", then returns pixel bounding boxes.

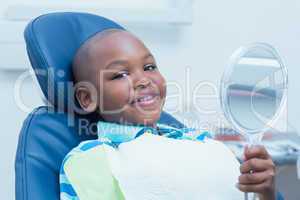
[15,12,185,200]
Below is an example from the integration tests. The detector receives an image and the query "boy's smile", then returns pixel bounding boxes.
[73,30,166,126]
[131,87,160,108]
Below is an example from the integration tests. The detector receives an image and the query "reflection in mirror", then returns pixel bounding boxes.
[221,43,287,142]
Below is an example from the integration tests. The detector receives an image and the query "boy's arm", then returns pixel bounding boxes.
[59,141,125,200]
[60,168,79,200]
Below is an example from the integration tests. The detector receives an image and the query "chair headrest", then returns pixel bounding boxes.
[24,12,125,110]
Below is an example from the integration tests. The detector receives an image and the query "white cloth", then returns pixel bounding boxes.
[104,133,244,200]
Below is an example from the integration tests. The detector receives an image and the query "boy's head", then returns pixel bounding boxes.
[73,29,166,126]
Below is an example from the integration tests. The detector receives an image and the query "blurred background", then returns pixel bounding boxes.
[1,0,300,199]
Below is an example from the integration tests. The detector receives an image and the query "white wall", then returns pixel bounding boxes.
[1,0,300,199]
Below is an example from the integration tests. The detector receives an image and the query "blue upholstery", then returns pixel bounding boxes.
[15,12,185,200]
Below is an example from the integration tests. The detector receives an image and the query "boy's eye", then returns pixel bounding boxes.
[144,64,157,71]
[112,71,129,80]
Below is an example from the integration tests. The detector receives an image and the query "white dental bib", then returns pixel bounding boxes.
[103,133,243,200]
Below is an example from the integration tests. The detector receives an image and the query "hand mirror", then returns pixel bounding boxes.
[220,43,288,200]
[221,43,288,145]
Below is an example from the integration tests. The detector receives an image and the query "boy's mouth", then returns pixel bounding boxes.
[131,92,160,108]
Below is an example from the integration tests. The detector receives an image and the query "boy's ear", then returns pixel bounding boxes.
[75,83,97,113]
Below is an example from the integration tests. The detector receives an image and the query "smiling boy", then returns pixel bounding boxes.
[60,28,277,200]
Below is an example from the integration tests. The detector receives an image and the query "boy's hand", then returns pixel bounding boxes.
[237,145,276,200]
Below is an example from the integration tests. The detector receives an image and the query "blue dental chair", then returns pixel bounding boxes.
[15,12,185,200]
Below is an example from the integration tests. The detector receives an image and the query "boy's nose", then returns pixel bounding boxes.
[134,76,151,90]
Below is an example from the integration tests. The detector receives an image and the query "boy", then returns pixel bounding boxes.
[60,28,276,200]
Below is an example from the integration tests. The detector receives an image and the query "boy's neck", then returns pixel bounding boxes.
[115,119,158,129]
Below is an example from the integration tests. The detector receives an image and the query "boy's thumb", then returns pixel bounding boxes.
[243,145,250,160]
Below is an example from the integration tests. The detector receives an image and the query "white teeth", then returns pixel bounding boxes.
[137,95,154,102]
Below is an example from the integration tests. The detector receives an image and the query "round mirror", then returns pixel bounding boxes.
[220,43,288,144]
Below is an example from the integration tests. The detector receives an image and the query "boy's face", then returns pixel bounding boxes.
[75,31,166,126]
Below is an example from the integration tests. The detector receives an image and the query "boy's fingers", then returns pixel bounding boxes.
[244,145,270,160]
[240,158,275,173]
[237,182,269,193]
[238,170,275,185]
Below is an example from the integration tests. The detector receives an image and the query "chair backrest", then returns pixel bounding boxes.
[15,12,185,200]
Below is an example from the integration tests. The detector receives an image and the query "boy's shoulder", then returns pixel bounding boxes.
[74,139,104,152]
[61,140,104,172]
[60,139,109,186]
[60,139,125,200]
